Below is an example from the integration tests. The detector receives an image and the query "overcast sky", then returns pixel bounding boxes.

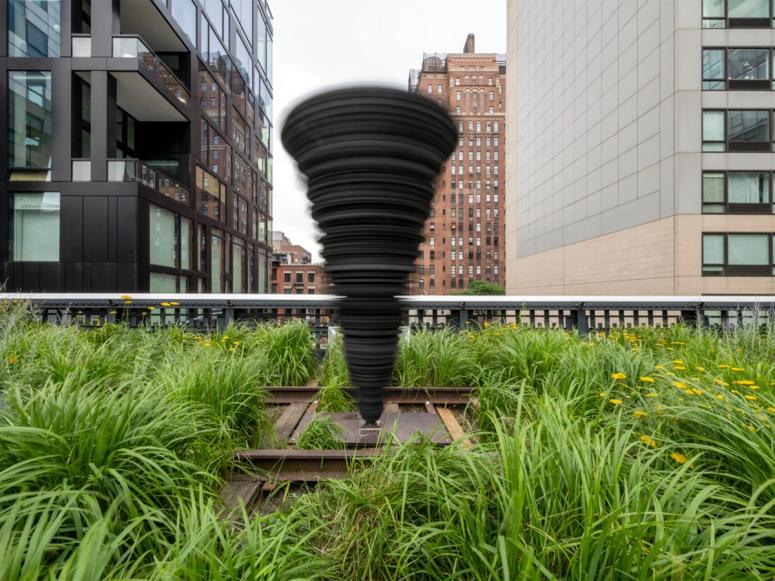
[270,0,506,261]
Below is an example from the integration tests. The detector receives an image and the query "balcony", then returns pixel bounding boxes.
[112,36,189,107]
[108,158,189,204]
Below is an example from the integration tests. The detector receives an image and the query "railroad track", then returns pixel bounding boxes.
[222,385,477,512]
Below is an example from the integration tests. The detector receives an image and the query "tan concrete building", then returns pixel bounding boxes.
[408,34,506,294]
[506,0,775,295]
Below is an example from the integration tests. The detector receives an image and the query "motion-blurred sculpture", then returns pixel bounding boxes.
[282,87,456,425]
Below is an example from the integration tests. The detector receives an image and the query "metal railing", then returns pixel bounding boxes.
[107,159,189,204]
[1,294,773,334]
[112,35,190,106]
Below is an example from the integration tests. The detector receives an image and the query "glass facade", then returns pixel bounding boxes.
[11,192,60,261]
[170,0,196,45]
[8,71,53,169]
[3,0,273,293]
[8,0,60,57]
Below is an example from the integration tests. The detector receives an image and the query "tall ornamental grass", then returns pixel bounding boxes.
[0,300,773,578]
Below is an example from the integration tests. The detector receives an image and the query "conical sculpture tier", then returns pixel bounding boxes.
[281,87,457,424]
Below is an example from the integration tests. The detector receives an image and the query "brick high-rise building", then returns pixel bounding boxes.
[408,34,506,294]
[270,231,330,294]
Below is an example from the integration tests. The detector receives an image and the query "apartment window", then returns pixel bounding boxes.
[8,0,60,57]
[199,64,226,129]
[703,171,772,213]
[196,166,226,222]
[232,239,245,293]
[201,119,231,182]
[9,72,52,170]
[703,109,771,151]
[703,47,770,89]
[704,233,774,275]
[211,231,224,292]
[703,0,772,27]
[308,271,315,283]
[171,0,196,45]
[11,192,59,261]
[150,205,177,268]
[283,272,291,283]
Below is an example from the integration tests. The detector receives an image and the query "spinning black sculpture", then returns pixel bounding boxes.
[282,87,457,425]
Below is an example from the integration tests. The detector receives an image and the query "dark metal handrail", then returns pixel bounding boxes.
[1,294,773,334]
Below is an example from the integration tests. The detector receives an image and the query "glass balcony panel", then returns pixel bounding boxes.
[72,36,92,57]
[72,160,91,182]
[108,159,138,182]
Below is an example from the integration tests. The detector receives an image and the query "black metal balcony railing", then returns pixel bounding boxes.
[112,35,190,106]
[107,159,189,204]
[1,294,773,335]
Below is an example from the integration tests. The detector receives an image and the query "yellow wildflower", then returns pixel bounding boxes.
[123,300,132,305]
[6,354,17,365]
[634,410,648,419]
[715,394,724,401]
[687,388,705,396]
[767,407,775,414]
[610,399,623,406]
[611,373,626,380]
[655,364,665,370]
[674,366,686,371]
[147,306,155,311]
[119,294,132,300]
[646,392,657,398]
[672,360,684,365]
[714,379,729,386]
[733,380,755,386]
[745,395,757,401]
[718,364,730,369]
[160,302,171,308]
[731,367,744,372]
[640,435,657,448]
[640,376,655,383]
[747,425,756,433]
[672,381,687,389]
[671,452,688,465]
[169,301,180,307]
[695,367,705,372]
[749,385,760,391]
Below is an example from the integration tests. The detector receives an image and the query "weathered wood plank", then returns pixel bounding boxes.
[436,407,473,449]
[273,402,310,443]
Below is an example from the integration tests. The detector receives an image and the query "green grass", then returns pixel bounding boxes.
[0,302,774,578]
[295,415,346,450]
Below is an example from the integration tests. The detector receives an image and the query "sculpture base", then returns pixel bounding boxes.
[292,411,451,447]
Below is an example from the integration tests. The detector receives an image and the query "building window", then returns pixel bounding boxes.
[704,0,773,27]
[171,0,196,45]
[232,239,245,293]
[703,171,772,213]
[703,109,771,152]
[308,271,315,283]
[198,64,226,129]
[703,47,770,90]
[210,230,224,292]
[284,271,291,283]
[8,71,52,170]
[8,0,60,57]
[150,205,177,268]
[11,192,59,261]
[703,232,774,275]
[196,166,226,222]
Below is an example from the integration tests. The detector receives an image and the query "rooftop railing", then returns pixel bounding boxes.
[1,294,773,334]
[112,35,190,106]
[107,159,189,204]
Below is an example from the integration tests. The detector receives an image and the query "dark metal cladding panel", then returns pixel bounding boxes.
[90,263,116,291]
[64,262,85,292]
[117,197,138,263]
[60,196,84,262]
[83,196,109,262]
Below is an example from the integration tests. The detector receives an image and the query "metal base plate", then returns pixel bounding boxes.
[292,411,452,447]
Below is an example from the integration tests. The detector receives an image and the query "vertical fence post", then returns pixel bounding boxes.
[458,307,468,328]
[572,307,588,337]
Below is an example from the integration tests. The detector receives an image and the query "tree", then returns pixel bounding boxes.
[457,280,506,295]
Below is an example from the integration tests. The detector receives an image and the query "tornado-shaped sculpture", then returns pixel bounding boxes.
[281,87,457,424]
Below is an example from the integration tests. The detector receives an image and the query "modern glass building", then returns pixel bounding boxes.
[1,0,273,293]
